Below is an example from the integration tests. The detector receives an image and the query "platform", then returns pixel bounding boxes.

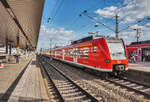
[127,62,150,86]
[0,56,49,102]
[129,62,150,72]
[0,56,32,100]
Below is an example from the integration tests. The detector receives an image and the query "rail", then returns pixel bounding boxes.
[38,55,100,102]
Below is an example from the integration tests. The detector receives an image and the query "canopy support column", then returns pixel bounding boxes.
[5,38,8,54]
[9,44,12,55]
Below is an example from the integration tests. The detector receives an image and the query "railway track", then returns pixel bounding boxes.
[39,57,102,102]
[40,56,150,102]
[107,77,150,98]
[51,58,150,99]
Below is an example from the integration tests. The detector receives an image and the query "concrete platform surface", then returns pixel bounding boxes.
[0,56,32,100]
[129,62,150,72]
[6,58,49,102]
[128,62,150,86]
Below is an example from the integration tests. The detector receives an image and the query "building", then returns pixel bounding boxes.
[126,40,150,62]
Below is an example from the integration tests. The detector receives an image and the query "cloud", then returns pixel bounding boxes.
[95,0,150,24]
[130,24,145,29]
[118,0,150,24]
[145,23,150,27]
[38,25,76,49]
[95,6,117,18]
[95,0,150,44]
[120,24,150,44]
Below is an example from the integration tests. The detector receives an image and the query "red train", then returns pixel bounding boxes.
[127,40,150,62]
[48,36,128,76]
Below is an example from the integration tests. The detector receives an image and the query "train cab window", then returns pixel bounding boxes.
[106,39,126,60]
[83,49,88,59]
[93,45,96,53]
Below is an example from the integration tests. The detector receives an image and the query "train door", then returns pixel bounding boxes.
[74,48,77,63]
[54,51,56,57]
[142,48,150,62]
[62,49,65,60]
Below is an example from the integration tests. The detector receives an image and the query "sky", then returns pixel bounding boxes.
[37,0,150,50]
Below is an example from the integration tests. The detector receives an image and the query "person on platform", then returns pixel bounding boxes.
[145,51,149,62]
[131,54,136,63]
[16,54,20,63]
[15,47,20,63]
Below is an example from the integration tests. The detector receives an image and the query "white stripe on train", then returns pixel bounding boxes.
[51,57,128,72]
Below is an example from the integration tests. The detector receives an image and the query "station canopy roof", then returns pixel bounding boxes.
[0,0,45,49]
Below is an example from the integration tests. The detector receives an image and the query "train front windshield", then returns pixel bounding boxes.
[106,39,126,60]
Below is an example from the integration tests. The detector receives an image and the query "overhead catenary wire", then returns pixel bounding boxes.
[50,0,59,16]
[118,17,150,32]
[67,0,107,30]
[77,23,93,32]
[81,11,115,32]
[50,0,64,24]
[85,0,103,11]
[66,15,80,29]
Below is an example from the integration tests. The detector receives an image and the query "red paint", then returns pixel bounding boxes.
[127,44,150,61]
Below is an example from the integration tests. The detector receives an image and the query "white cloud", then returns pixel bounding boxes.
[145,23,150,27]
[95,0,150,24]
[95,6,117,18]
[95,0,150,44]
[120,24,150,44]
[130,24,145,29]
[38,25,76,49]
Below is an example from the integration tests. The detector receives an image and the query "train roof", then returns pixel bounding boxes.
[51,36,121,50]
[71,35,120,44]
[71,36,93,45]
[130,40,150,45]
[126,40,150,48]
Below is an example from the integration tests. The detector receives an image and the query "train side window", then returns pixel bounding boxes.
[70,50,73,57]
[67,49,69,56]
[93,45,96,53]
[65,49,68,56]
[78,50,82,58]
[83,49,88,59]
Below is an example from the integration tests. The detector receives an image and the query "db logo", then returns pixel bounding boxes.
[117,60,121,63]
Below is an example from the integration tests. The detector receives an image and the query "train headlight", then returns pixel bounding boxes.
[105,59,110,63]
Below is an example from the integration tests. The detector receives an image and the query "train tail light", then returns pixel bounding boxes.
[105,59,110,63]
